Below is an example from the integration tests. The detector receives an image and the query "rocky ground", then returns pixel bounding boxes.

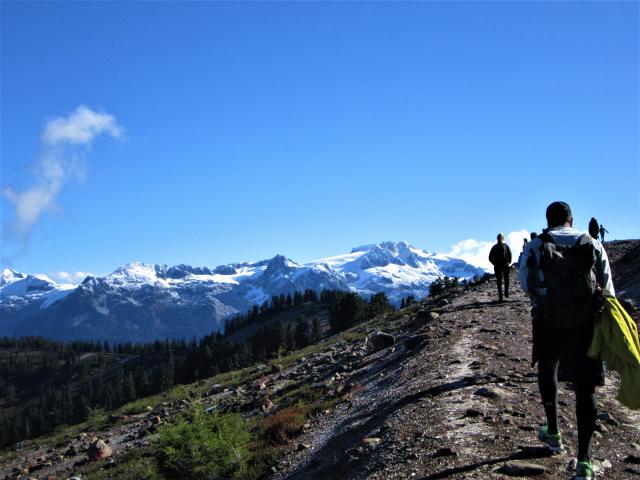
[272,241,640,480]
[2,241,639,480]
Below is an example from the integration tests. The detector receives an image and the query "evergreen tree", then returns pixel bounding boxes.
[369,292,393,316]
[123,372,137,402]
[311,318,322,343]
[294,319,311,348]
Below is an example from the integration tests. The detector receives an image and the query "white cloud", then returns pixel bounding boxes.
[3,105,123,241]
[53,271,96,285]
[448,229,530,271]
[43,105,123,145]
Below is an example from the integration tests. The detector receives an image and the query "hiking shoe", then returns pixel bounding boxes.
[576,461,595,480]
[538,425,563,452]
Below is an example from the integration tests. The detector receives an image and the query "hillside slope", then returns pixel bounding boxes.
[273,241,640,479]
[1,241,638,479]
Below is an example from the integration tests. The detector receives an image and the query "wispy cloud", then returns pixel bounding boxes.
[53,271,97,285]
[43,105,123,145]
[2,105,123,249]
[448,229,530,271]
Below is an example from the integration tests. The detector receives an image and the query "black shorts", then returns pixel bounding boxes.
[532,314,604,386]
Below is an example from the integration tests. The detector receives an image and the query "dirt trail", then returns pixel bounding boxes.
[275,273,640,479]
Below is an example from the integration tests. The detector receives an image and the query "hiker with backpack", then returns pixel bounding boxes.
[599,224,609,242]
[489,233,512,302]
[519,201,615,480]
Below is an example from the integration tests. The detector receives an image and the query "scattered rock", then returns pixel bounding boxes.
[433,447,457,457]
[209,384,225,394]
[597,412,619,426]
[625,454,640,464]
[463,408,484,418]
[496,461,547,476]
[363,437,381,447]
[65,444,78,457]
[261,399,274,412]
[415,309,439,325]
[295,443,310,451]
[87,438,112,461]
[405,334,429,350]
[474,386,515,400]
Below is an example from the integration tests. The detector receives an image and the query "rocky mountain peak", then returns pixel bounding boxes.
[1,268,26,286]
[264,255,299,275]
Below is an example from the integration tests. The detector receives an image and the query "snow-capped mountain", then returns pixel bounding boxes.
[0,242,485,342]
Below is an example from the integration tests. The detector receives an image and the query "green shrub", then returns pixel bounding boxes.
[85,409,110,432]
[153,405,251,479]
[121,399,151,415]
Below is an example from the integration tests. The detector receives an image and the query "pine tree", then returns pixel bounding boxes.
[294,319,311,348]
[311,318,322,343]
[123,372,137,402]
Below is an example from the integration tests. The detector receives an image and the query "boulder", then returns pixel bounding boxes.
[365,331,395,353]
[87,438,112,461]
[414,309,439,325]
[209,384,224,395]
[404,333,429,350]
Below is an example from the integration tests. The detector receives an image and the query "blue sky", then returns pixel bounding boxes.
[1,1,638,280]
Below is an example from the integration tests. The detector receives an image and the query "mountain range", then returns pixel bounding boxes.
[0,241,486,342]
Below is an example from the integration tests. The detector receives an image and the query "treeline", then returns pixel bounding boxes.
[223,289,319,336]
[0,289,394,448]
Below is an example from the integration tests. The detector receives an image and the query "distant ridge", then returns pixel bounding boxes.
[0,241,486,342]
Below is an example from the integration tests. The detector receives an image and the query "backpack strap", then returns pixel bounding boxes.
[538,230,554,244]
[575,233,593,246]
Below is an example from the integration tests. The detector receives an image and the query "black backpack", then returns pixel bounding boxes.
[491,243,510,267]
[536,232,597,328]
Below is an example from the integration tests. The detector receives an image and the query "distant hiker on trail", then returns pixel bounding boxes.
[519,201,615,480]
[488,233,512,302]
[599,224,609,242]
[588,217,599,240]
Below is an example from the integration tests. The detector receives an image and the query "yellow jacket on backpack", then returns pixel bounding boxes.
[588,295,640,410]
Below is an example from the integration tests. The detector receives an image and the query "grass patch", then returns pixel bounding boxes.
[85,409,110,432]
[120,399,152,415]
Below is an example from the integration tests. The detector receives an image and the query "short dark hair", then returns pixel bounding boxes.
[546,201,572,227]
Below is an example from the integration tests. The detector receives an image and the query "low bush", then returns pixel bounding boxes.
[153,405,251,479]
[121,399,151,415]
[259,406,310,446]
